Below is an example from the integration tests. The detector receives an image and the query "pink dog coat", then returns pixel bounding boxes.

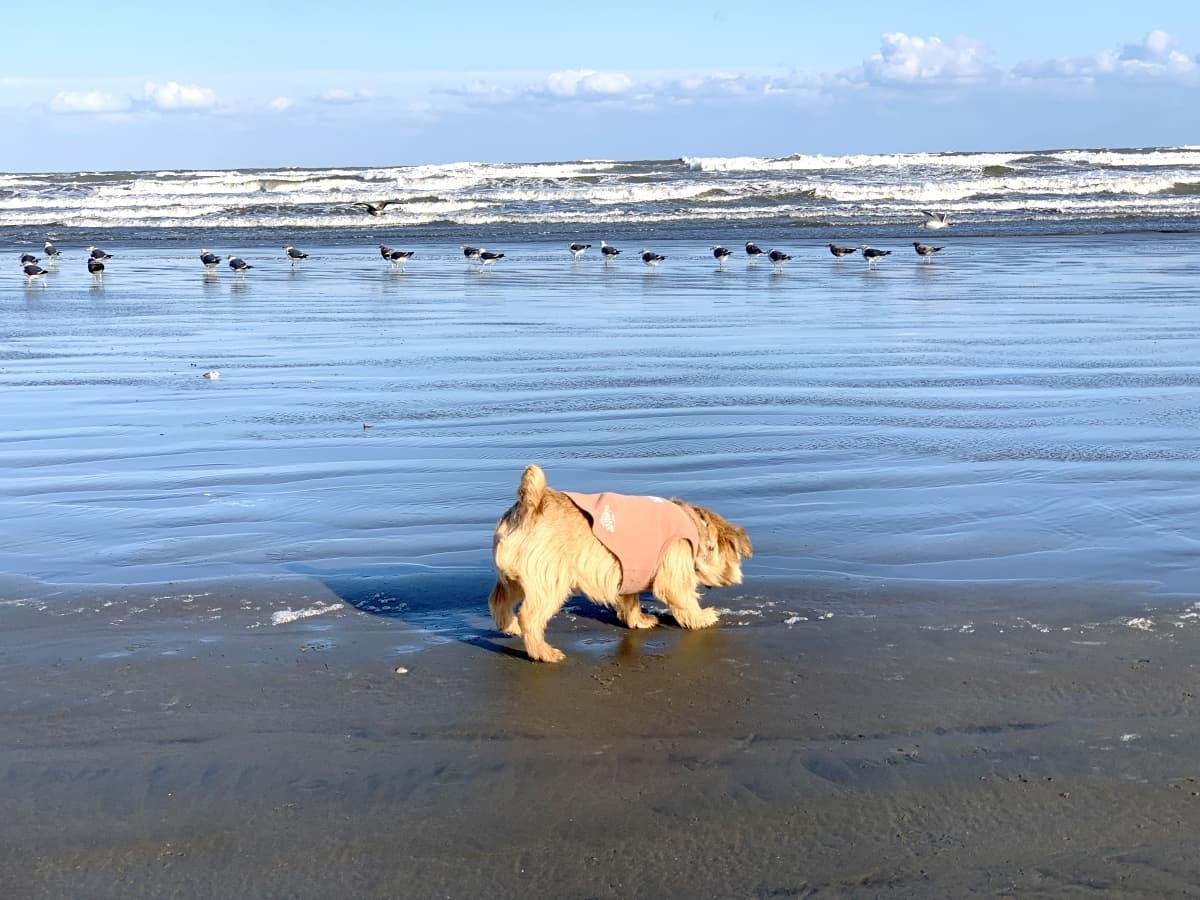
[563,491,701,594]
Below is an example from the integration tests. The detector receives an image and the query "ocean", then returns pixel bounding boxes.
[2,146,1199,631]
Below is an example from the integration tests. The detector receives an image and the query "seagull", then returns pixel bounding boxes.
[379,244,395,261]
[43,240,60,259]
[828,243,857,258]
[87,246,113,260]
[768,248,793,267]
[355,200,402,216]
[641,249,666,268]
[712,246,732,267]
[462,245,482,262]
[22,262,48,281]
[921,210,950,230]
[87,257,105,276]
[862,246,892,267]
[20,253,39,265]
[600,240,621,259]
[228,255,253,273]
[913,241,943,260]
[479,249,505,265]
[199,249,222,268]
[745,241,765,260]
[284,245,308,262]
[568,242,592,259]
[385,248,415,267]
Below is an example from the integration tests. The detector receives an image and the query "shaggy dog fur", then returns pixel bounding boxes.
[489,465,753,662]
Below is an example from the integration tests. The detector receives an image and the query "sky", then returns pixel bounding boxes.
[2,0,1197,171]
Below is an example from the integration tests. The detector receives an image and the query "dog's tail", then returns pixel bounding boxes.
[516,464,547,511]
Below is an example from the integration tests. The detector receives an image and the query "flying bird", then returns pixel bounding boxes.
[199,249,222,268]
[767,248,793,267]
[355,200,402,216]
[640,249,666,267]
[913,241,943,260]
[88,246,113,260]
[745,241,765,260]
[87,257,105,276]
[828,243,857,258]
[228,255,253,273]
[568,242,592,259]
[712,246,732,267]
[600,240,621,259]
[862,246,892,267]
[921,210,950,230]
[479,250,505,265]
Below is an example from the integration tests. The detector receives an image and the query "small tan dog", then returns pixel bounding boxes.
[489,464,753,662]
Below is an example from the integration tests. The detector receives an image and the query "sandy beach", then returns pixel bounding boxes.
[4,575,1200,898]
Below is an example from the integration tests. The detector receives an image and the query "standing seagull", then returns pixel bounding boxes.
[88,246,113,260]
[199,249,222,268]
[712,246,732,267]
[385,248,415,268]
[568,242,592,259]
[43,240,60,260]
[462,245,482,262]
[861,246,892,268]
[640,249,666,268]
[379,244,395,262]
[355,200,402,216]
[600,240,621,260]
[745,241,765,261]
[87,256,105,277]
[767,248,793,268]
[284,245,308,262]
[828,243,857,258]
[921,211,950,230]
[228,255,253,274]
[479,249,505,266]
[20,253,39,265]
[913,241,943,261]
[23,262,49,282]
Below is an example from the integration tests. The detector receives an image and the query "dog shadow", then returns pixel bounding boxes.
[290,564,705,662]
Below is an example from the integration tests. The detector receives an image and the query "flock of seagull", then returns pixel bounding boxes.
[16,210,952,283]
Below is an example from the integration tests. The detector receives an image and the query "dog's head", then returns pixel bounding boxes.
[680,503,753,588]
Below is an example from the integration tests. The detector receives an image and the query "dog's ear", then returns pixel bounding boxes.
[720,520,753,559]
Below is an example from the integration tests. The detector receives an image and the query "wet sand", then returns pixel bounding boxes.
[4,576,1200,898]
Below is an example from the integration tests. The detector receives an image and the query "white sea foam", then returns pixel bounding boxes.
[270,602,342,626]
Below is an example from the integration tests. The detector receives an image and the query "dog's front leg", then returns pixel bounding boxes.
[615,593,659,629]
[654,585,720,630]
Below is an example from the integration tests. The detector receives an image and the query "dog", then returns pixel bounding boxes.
[488,464,752,662]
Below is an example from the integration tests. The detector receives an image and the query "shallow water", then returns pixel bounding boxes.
[2,234,1199,609]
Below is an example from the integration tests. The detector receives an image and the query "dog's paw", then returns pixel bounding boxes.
[528,644,566,663]
[627,611,659,629]
[500,621,523,637]
[676,607,720,629]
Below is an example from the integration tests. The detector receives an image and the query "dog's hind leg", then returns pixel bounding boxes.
[488,579,523,636]
[614,593,659,629]
[516,591,568,663]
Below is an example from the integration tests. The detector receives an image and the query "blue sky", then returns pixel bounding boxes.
[2,0,1196,171]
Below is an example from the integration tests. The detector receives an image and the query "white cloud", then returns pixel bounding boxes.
[545,69,634,98]
[48,89,130,114]
[268,96,294,112]
[1016,30,1197,82]
[861,33,994,84]
[144,80,218,111]
[318,88,372,105]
